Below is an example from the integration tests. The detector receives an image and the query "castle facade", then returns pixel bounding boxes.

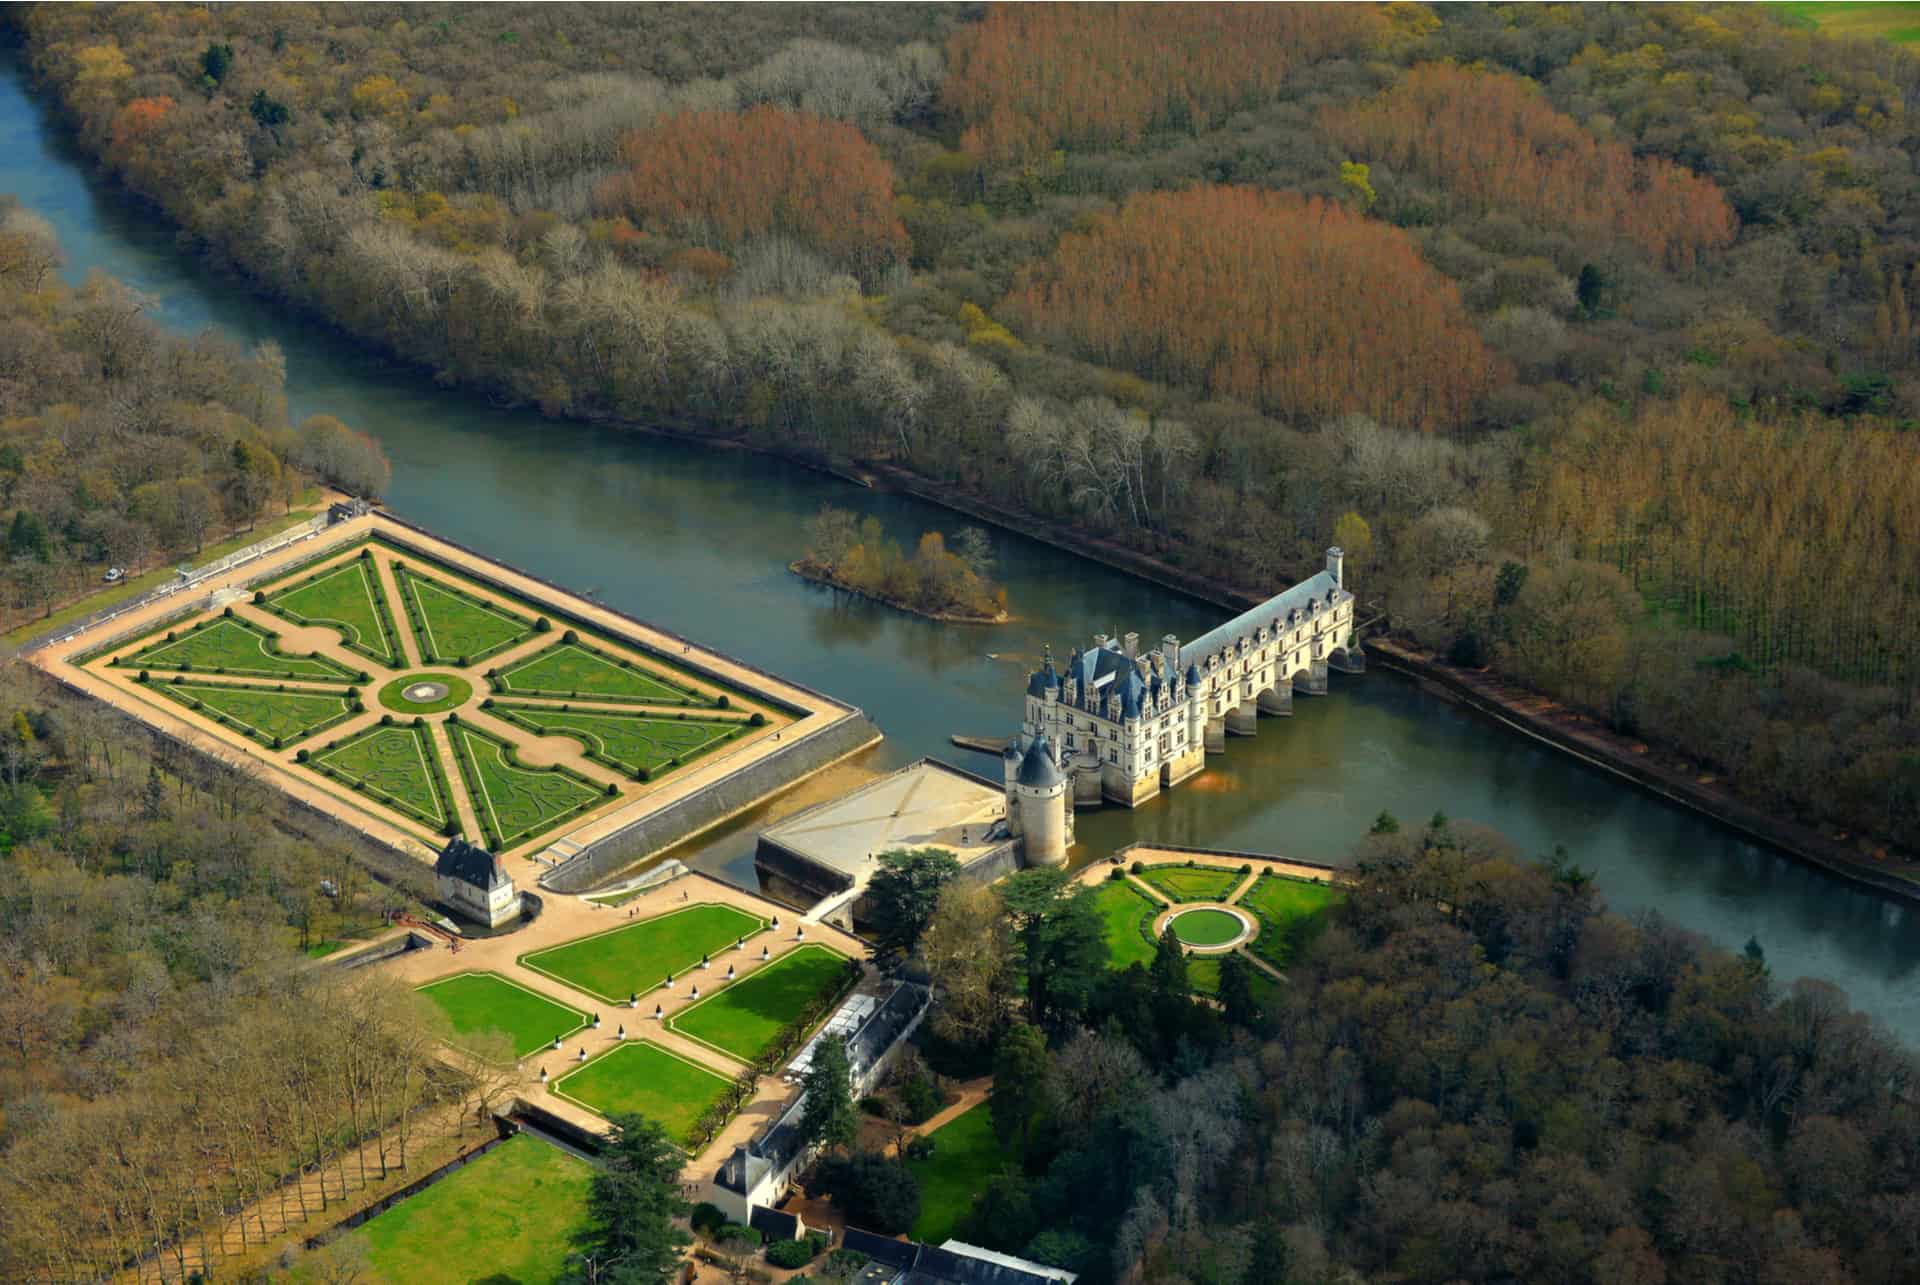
[1006,548,1360,833]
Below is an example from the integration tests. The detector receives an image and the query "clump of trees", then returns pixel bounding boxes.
[942,2,1387,161]
[1004,187,1504,434]
[799,505,1008,622]
[1323,61,1738,269]
[597,106,910,281]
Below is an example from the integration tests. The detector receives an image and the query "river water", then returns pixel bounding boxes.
[5,57,1916,1041]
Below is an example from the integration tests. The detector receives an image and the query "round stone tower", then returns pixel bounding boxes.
[1013,735,1069,867]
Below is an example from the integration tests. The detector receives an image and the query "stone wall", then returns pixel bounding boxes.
[543,712,882,893]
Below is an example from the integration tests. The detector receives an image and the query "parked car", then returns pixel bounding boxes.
[103,567,124,584]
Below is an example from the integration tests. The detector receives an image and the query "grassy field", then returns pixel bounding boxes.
[415,972,589,1060]
[448,722,603,849]
[307,1134,591,1285]
[670,943,848,1062]
[496,641,700,704]
[1240,875,1341,969]
[553,1040,733,1142]
[309,723,456,831]
[2,501,323,646]
[906,1103,1012,1245]
[1169,907,1244,946]
[119,616,359,682]
[1186,955,1279,1004]
[397,566,535,664]
[1090,877,1159,971]
[262,556,402,666]
[520,903,767,1003]
[151,678,356,746]
[494,703,746,776]
[1135,863,1247,903]
[1773,2,1920,43]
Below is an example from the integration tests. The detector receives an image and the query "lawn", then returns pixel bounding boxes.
[670,943,849,1063]
[448,722,604,850]
[907,1103,1013,1245]
[310,1133,592,1285]
[415,971,589,1060]
[1169,907,1244,947]
[261,555,403,667]
[308,723,457,832]
[496,640,702,705]
[1135,862,1247,903]
[118,616,360,682]
[520,903,767,1004]
[1186,955,1279,1004]
[1240,874,1341,969]
[150,678,357,747]
[396,565,536,664]
[1773,2,1920,43]
[493,703,747,776]
[553,1040,733,1144]
[1090,877,1159,971]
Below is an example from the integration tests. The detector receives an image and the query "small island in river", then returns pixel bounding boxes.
[794,504,1010,624]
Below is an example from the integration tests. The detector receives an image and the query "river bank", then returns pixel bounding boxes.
[1366,637,1920,905]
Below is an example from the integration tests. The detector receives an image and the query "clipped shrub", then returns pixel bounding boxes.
[295,749,310,762]
[447,712,460,724]
[252,591,265,605]
[271,735,284,749]
[353,700,366,713]
[222,606,234,618]
[136,670,150,683]
[1108,866,1127,882]
[562,629,578,644]
[534,617,551,633]
[381,714,394,726]
[165,631,176,641]
[482,697,494,709]
[443,818,460,837]
[413,717,425,728]
[457,655,471,667]
[486,667,499,678]
[717,694,730,709]
[358,670,372,683]
[750,711,767,727]
[635,765,653,782]
[690,1202,726,1236]
[360,548,373,560]
[1240,862,1254,874]
[766,1238,819,1269]
[1130,861,1144,874]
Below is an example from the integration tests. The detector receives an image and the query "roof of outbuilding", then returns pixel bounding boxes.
[435,838,509,890]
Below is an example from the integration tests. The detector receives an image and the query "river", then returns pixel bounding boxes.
[4,56,1917,1042]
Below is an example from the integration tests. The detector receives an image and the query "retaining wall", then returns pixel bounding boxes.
[542,712,882,893]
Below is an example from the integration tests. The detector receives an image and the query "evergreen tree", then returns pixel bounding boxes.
[1217,952,1256,1028]
[990,1022,1053,1165]
[564,1114,688,1284]
[1150,923,1188,1000]
[865,847,962,957]
[799,1035,857,1155]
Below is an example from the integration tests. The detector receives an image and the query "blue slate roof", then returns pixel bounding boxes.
[1015,736,1063,788]
[1178,570,1343,671]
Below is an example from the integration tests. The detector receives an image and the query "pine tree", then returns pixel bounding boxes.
[1151,923,1188,1000]
[798,1035,857,1156]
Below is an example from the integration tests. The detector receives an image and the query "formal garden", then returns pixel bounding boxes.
[519,903,769,1004]
[1135,861,1248,903]
[294,1133,591,1285]
[552,1040,737,1144]
[1094,860,1343,996]
[415,971,591,1060]
[303,722,459,833]
[79,531,790,852]
[668,942,852,1063]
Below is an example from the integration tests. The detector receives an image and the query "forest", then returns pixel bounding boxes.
[797,504,1008,623]
[898,818,1919,1285]
[17,2,1918,859]
[0,196,392,634]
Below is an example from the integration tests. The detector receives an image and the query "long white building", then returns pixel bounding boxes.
[1007,548,1360,822]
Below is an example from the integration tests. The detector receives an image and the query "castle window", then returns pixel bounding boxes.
[1108,750,1117,763]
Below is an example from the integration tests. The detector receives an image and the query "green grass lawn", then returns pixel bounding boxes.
[496,640,701,704]
[1169,907,1244,946]
[1186,954,1279,1004]
[309,1133,591,1285]
[261,555,403,667]
[397,566,535,664]
[378,672,474,714]
[415,972,590,1060]
[670,943,848,1062]
[151,678,357,746]
[118,616,360,682]
[1240,875,1341,969]
[3,501,322,646]
[448,722,603,850]
[493,703,747,776]
[520,903,767,1004]
[553,1040,733,1143]
[1773,2,1920,43]
[1090,877,1159,971]
[308,723,457,831]
[1135,863,1247,903]
[907,1103,1013,1245]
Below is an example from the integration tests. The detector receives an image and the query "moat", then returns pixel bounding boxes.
[4,56,1917,1041]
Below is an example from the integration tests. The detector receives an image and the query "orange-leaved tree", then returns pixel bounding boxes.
[1003,186,1505,435]
[944,2,1387,163]
[596,105,908,282]
[1321,62,1737,270]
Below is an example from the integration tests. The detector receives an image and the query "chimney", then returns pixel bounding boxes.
[1327,546,1344,589]
[1122,631,1138,658]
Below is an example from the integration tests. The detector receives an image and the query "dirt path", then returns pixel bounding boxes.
[371,548,424,667]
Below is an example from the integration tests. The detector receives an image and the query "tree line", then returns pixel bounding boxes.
[799,505,1007,622]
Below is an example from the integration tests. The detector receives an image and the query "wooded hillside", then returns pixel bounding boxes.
[15,0,1920,858]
